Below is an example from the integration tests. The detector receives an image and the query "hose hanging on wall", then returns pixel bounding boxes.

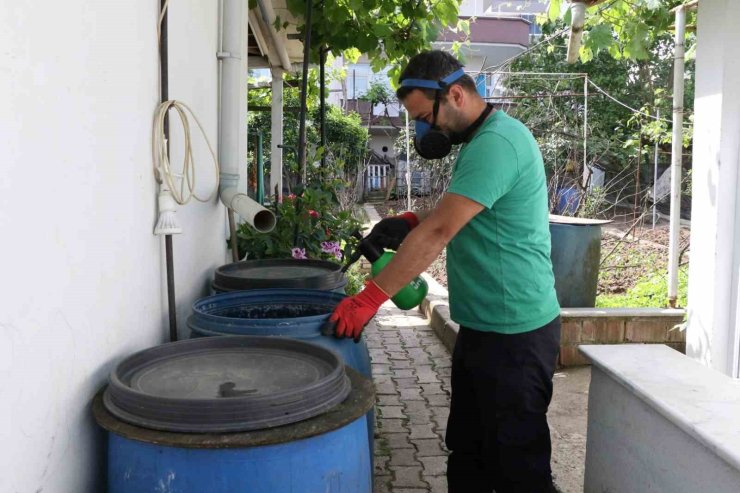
[152,100,220,206]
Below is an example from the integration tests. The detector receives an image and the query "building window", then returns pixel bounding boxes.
[348,65,369,99]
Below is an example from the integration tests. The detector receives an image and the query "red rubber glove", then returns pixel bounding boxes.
[396,211,419,229]
[322,281,389,343]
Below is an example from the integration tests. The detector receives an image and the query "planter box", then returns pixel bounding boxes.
[579,345,740,493]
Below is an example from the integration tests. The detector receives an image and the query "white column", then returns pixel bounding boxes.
[687,0,740,377]
[667,6,686,307]
[270,67,284,201]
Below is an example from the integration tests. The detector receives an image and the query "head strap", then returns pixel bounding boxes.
[400,68,466,91]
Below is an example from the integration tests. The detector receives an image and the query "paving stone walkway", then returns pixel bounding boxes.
[366,302,452,493]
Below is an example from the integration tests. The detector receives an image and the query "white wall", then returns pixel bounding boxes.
[686,0,740,378]
[368,134,398,159]
[0,1,225,491]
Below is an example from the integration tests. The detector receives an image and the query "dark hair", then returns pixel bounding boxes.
[396,50,477,101]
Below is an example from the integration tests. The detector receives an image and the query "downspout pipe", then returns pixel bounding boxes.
[667,4,688,307]
[566,1,586,64]
[219,0,276,233]
[256,0,293,71]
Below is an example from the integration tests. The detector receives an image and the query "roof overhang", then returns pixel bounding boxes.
[248,0,304,72]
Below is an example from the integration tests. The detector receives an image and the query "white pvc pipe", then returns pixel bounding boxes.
[270,68,284,201]
[567,1,586,65]
[219,0,276,232]
[221,188,276,233]
[582,74,589,188]
[653,109,660,229]
[405,110,411,211]
[668,7,686,307]
[219,0,242,181]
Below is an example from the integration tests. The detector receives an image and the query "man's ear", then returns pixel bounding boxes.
[448,84,466,108]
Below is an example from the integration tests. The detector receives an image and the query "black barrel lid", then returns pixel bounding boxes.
[214,259,345,291]
[103,336,350,433]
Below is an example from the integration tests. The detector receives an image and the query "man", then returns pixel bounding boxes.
[326,50,561,492]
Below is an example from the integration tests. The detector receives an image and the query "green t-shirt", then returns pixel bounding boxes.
[446,110,560,334]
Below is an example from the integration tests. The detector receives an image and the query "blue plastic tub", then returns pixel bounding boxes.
[188,289,371,378]
[94,367,374,493]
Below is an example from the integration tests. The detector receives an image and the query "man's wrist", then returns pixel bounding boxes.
[357,280,390,309]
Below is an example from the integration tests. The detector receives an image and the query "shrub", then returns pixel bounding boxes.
[235,185,363,264]
[596,266,689,308]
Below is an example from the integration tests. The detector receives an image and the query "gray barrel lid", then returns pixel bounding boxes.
[213,259,345,291]
[103,336,350,433]
[549,213,612,226]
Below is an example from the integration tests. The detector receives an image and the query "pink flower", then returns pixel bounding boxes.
[291,247,307,259]
[286,194,297,201]
[321,241,340,254]
[321,241,342,261]
[308,210,319,218]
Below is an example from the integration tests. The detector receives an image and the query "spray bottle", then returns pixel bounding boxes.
[342,233,428,310]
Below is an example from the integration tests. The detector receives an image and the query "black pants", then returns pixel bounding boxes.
[445,316,561,493]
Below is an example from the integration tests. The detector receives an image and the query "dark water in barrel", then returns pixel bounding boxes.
[213,303,335,319]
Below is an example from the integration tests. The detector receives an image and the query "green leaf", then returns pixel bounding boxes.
[248,0,258,9]
[343,47,361,63]
[608,43,622,59]
[548,0,562,22]
[624,23,650,59]
[579,45,594,63]
[587,24,614,52]
[372,23,393,37]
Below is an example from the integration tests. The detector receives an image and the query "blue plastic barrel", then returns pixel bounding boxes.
[549,215,609,307]
[94,366,374,493]
[187,289,374,465]
[188,289,371,378]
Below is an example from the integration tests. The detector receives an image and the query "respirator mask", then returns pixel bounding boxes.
[401,68,493,160]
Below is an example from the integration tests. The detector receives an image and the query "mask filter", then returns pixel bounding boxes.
[414,119,452,160]
[413,103,494,160]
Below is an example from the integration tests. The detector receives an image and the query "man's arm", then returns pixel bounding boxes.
[372,193,484,296]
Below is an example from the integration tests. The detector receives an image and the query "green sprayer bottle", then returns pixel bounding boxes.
[357,238,428,310]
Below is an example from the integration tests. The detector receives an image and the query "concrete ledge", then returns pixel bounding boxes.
[580,344,740,493]
[561,307,685,318]
[418,274,687,367]
[419,273,460,352]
